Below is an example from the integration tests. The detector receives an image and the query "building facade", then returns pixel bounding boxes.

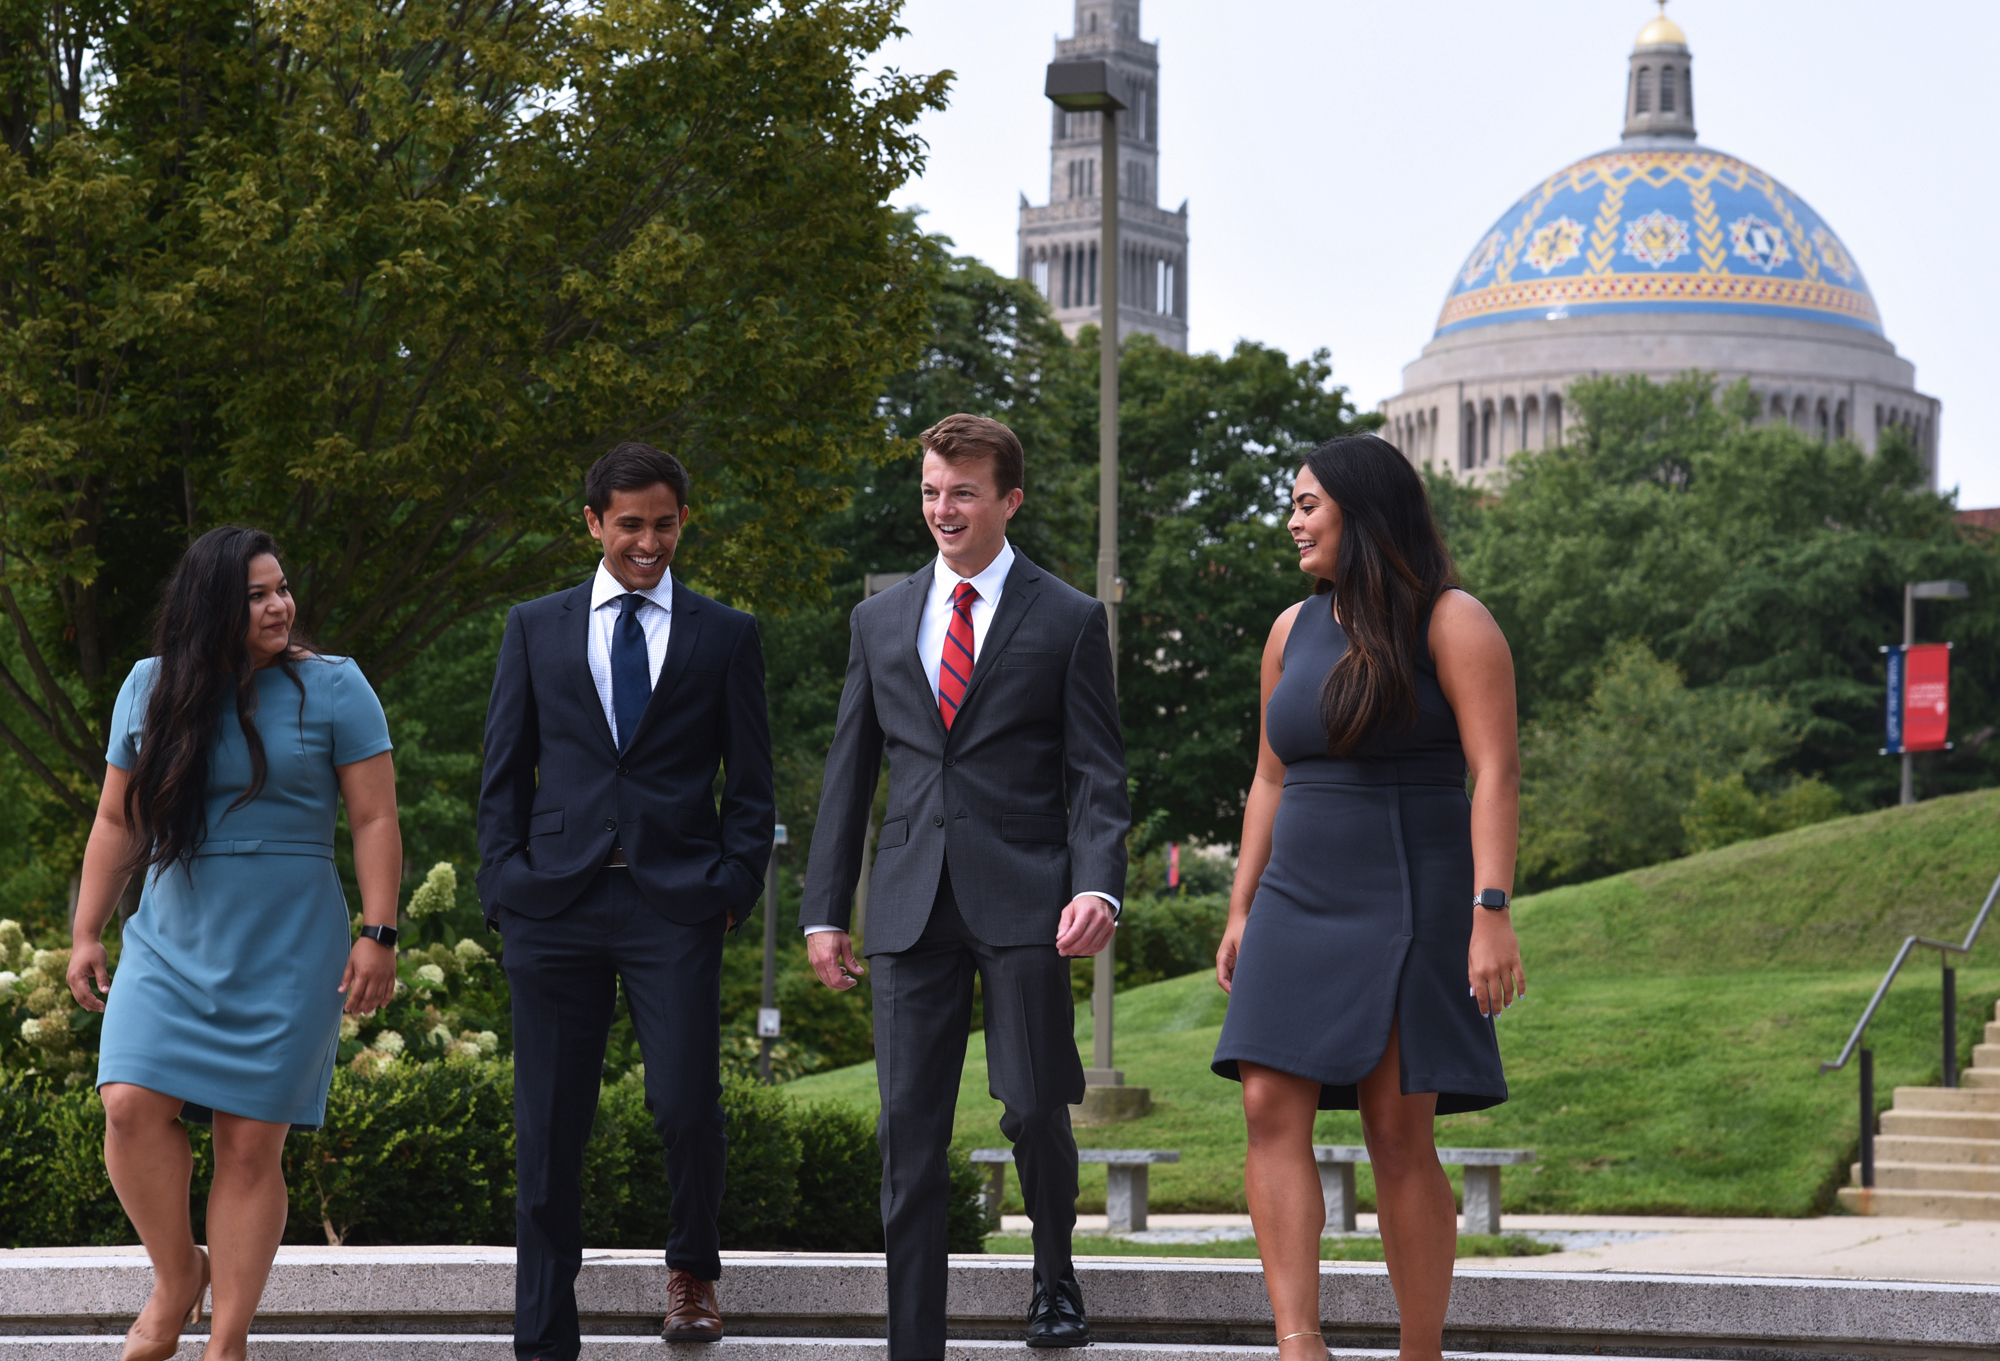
[1381,9,1940,486]
[1017,0,1188,351]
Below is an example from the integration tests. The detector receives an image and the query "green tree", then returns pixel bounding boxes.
[0,0,948,832]
[1456,372,2000,809]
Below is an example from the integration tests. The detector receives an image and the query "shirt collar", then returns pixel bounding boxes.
[591,560,674,613]
[931,540,1015,605]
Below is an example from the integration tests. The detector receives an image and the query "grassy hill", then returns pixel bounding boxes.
[781,789,2000,1218]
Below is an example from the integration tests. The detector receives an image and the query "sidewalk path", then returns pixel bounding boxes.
[1003,1213,2000,1285]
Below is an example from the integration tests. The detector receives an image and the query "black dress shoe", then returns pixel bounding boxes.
[1025,1266,1091,1348]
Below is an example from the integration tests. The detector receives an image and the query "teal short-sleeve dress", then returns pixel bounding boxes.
[96,656,393,1128]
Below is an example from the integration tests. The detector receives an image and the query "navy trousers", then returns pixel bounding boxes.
[501,869,728,1361]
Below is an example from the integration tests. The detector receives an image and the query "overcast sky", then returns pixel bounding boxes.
[872,0,2000,505]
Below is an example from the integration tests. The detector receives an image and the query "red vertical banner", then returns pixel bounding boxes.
[1903,643,1951,752]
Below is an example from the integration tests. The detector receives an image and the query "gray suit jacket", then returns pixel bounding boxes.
[800,552,1129,956]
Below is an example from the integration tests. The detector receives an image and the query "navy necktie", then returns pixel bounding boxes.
[612,593,652,750]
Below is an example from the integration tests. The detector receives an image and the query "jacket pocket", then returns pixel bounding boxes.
[1001,814,1067,844]
[529,809,564,838]
[876,817,910,850]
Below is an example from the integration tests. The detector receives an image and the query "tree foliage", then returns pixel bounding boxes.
[0,0,946,824]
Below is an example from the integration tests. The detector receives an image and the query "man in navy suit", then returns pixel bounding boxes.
[477,443,774,1358]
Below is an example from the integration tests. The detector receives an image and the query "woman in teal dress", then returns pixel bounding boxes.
[65,526,403,1361]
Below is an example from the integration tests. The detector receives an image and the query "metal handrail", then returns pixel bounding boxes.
[1820,865,2000,1192]
[1821,868,2000,1075]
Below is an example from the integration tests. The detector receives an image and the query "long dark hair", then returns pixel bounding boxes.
[124,526,308,876]
[1303,434,1458,755]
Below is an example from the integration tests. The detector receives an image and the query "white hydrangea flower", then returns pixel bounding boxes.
[476,1031,500,1055]
[427,1024,452,1048]
[339,1015,361,1042]
[415,963,446,987]
[29,950,56,973]
[453,938,489,964]
[0,971,16,1000]
[374,1030,405,1056]
[19,1018,42,1042]
[407,862,458,918]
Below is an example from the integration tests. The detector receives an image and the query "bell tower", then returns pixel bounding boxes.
[1017,0,1189,351]
[1623,2,1696,141]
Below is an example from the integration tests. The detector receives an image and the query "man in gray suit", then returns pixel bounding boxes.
[800,414,1128,1358]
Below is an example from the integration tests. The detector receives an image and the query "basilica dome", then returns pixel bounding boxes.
[1439,148,1880,340]
[1381,8,1937,486]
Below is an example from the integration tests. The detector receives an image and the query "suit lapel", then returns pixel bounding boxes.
[954,555,1042,725]
[562,582,618,756]
[629,577,703,749]
[894,570,946,740]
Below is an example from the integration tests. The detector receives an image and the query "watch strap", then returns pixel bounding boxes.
[1475,889,1510,911]
[359,924,400,948]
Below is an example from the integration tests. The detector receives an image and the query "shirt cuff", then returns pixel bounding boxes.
[802,924,844,935]
[1081,891,1121,918]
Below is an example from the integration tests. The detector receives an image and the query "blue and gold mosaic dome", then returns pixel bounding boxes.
[1437,146,1880,338]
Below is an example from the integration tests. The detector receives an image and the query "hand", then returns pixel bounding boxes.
[339,935,400,1015]
[807,931,864,991]
[1054,895,1116,957]
[1468,910,1526,1018]
[67,940,111,1013]
[1215,916,1246,994]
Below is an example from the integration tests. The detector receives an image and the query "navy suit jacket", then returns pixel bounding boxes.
[475,575,775,929]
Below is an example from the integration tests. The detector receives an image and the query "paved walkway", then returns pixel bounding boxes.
[1002,1212,2000,1285]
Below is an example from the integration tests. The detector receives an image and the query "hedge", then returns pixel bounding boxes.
[0,1060,987,1252]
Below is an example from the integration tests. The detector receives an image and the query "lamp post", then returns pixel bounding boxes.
[1046,58,1147,1123]
[1899,579,1969,805]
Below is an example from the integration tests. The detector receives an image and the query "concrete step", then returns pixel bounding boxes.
[1839,1184,2000,1220]
[1878,1108,2000,1139]
[4,1250,1999,1360]
[1874,1133,2000,1165]
[0,1342,1728,1361]
[1971,1042,2000,1067]
[1981,1019,2000,1046]
[1850,1160,2000,1192]
[1961,1068,2000,1088]
[1890,1085,2000,1112]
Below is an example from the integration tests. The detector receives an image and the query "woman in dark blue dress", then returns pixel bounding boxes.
[1212,435,1525,1361]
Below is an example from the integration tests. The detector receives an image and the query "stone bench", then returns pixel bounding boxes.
[1314,1145,1535,1235]
[971,1148,1180,1232]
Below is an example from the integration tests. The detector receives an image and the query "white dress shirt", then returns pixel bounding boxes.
[805,540,1117,935]
[586,560,673,747]
[916,541,1016,702]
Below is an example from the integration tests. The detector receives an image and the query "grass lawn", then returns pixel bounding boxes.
[781,789,2000,1217]
[980,1234,1556,1260]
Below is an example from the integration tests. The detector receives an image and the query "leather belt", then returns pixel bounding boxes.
[607,845,628,868]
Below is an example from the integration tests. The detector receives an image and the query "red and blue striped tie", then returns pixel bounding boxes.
[938,581,977,730]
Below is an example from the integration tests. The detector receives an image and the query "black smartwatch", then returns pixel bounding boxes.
[1475,889,1510,911]
[359,924,400,949]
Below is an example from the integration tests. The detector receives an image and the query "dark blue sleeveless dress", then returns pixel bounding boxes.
[1212,591,1507,1113]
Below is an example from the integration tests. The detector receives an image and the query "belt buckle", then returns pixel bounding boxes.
[607,845,628,868]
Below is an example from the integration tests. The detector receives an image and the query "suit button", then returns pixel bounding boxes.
[945,757,955,766]
[932,815,944,827]
[604,819,617,831]
[617,766,628,776]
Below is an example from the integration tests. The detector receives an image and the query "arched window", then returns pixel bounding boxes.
[1428,408,1439,463]
[1835,400,1848,441]
[1500,397,1519,458]
[1523,395,1541,450]
[1480,400,1495,466]
[1030,252,1050,301]
[1547,394,1563,445]
[1660,65,1677,113]
[1817,400,1830,443]
[1769,393,1786,423]
[1635,67,1653,113]
[1462,403,1477,471]
[1793,395,1808,428]
[1088,243,1098,306]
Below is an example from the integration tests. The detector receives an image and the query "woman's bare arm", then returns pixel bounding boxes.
[336,750,403,1014]
[1217,602,1301,993]
[66,766,137,1011]
[1430,589,1525,1017]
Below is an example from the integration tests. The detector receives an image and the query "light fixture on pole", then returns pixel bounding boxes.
[1045,57,1147,1124]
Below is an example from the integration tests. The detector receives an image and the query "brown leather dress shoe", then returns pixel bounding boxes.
[661,1268,723,1342]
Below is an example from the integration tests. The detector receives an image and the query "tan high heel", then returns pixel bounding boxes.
[119,1245,208,1361]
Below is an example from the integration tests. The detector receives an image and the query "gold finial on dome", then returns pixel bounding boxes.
[1637,0,1686,47]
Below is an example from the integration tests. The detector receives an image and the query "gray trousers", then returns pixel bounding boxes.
[872,866,1085,1360]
